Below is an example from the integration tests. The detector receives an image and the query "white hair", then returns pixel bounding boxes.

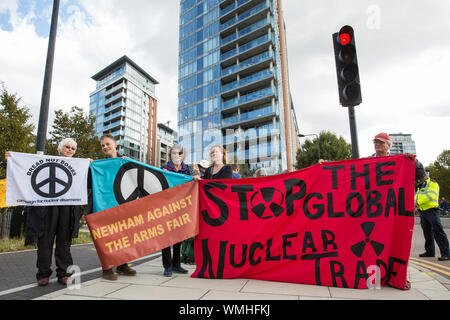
[57,138,77,155]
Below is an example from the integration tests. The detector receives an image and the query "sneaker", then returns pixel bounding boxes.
[116,264,137,276]
[172,265,188,274]
[163,267,172,277]
[37,278,50,287]
[102,269,118,281]
[438,256,450,261]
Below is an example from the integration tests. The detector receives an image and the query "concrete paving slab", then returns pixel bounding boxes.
[113,273,170,286]
[162,276,248,292]
[105,284,208,300]
[417,289,450,300]
[410,279,448,291]
[65,281,130,298]
[241,279,331,298]
[201,290,298,300]
[329,286,430,300]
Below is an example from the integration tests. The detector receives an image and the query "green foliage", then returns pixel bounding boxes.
[426,149,450,201]
[0,88,35,179]
[45,106,103,159]
[295,131,352,169]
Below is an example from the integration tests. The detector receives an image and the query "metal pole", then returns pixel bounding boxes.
[348,106,360,159]
[35,0,60,154]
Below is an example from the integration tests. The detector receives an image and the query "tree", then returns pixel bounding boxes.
[295,131,352,169]
[426,149,450,201]
[0,88,35,179]
[45,106,103,159]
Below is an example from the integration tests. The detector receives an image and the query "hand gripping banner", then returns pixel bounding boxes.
[6,152,90,206]
[192,155,416,290]
[85,180,199,270]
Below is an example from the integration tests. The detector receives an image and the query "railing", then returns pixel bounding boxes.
[222,68,273,93]
[222,86,276,110]
[220,1,270,31]
[222,104,275,126]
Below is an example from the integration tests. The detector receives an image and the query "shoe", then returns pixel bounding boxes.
[438,256,450,261]
[37,278,50,287]
[172,265,188,274]
[419,252,435,257]
[102,269,118,281]
[57,276,69,285]
[116,264,136,276]
[163,267,172,277]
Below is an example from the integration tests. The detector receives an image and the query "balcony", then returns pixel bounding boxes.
[104,100,125,113]
[104,110,125,122]
[220,16,272,51]
[105,81,126,97]
[221,50,274,81]
[222,104,276,128]
[220,1,271,35]
[103,120,124,132]
[220,0,253,20]
[222,86,277,113]
[104,91,125,105]
[221,33,274,66]
[221,68,275,98]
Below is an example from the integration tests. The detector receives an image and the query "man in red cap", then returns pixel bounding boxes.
[371,132,425,181]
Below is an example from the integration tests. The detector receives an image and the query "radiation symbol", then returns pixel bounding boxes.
[350,222,385,258]
[250,187,285,220]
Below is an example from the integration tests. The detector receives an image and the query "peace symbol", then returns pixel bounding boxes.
[113,162,169,204]
[31,163,73,198]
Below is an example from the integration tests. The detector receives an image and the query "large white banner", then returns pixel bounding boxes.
[6,152,90,206]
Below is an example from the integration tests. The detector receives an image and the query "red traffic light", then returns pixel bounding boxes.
[339,33,351,46]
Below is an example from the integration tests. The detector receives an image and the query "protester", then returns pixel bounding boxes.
[92,134,137,281]
[416,175,450,261]
[231,164,241,179]
[254,168,268,177]
[440,197,448,216]
[6,138,82,286]
[194,145,232,180]
[160,144,190,276]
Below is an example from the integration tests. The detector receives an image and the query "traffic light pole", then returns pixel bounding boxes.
[35,0,60,155]
[348,106,360,159]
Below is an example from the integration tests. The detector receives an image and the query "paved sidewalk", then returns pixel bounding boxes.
[34,256,450,301]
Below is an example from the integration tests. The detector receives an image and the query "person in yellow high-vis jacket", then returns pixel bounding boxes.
[416,175,450,261]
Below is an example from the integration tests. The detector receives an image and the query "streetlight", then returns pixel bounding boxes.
[298,133,321,161]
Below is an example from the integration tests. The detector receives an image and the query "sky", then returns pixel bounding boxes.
[0,0,449,166]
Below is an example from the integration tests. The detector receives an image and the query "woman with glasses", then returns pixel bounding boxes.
[6,138,82,286]
[160,144,191,276]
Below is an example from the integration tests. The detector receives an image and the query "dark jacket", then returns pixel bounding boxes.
[26,205,81,239]
[204,165,233,180]
[161,161,191,176]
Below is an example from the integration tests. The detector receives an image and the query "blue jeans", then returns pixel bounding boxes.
[419,208,450,257]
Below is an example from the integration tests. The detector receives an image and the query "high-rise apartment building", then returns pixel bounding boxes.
[389,133,417,155]
[89,56,159,164]
[178,0,299,173]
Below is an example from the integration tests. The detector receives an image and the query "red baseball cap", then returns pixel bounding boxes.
[374,132,391,143]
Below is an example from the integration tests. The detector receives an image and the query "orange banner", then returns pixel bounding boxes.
[85,180,199,269]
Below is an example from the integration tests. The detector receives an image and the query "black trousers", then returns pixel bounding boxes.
[162,242,182,269]
[36,207,73,280]
[419,207,450,257]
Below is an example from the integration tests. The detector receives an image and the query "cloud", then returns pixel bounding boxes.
[1,0,449,167]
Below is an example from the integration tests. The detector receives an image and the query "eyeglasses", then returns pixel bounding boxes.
[372,140,385,145]
[64,145,76,151]
[171,151,183,156]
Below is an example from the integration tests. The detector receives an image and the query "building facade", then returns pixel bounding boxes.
[155,123,179,167]
[389,133,417,155]
[89,56,159,164]
[178,0,299,173]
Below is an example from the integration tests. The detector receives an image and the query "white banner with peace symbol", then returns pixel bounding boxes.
[6,152,90,206]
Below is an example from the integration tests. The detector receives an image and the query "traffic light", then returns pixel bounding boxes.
[332,25,362,106]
